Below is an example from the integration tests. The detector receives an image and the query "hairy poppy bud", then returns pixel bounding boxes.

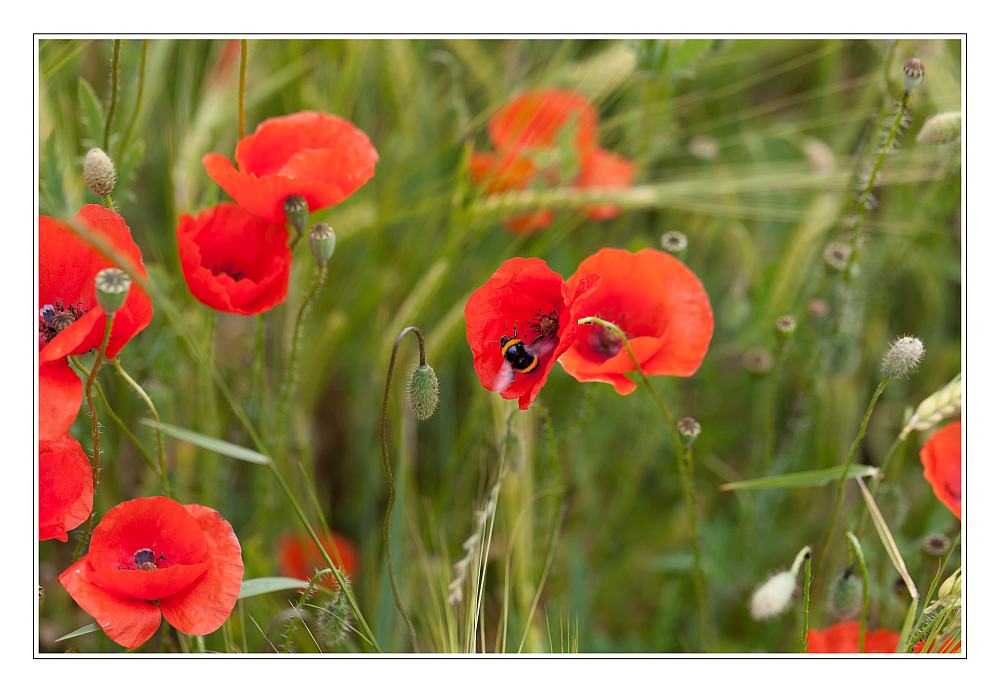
[284,195,309,234]
[775,314,797,335]
[917,112,961,145]
[677,416,701,440]
[315,585,353,647]
[407,363,439,421]
[308,223,336,267]
[922,533,951,557]
[94,268,131,315]
[903,58,925,93]
[749,546,810,621]
[83,147,117,197]
[660,230,688,254]
[881,335,925,379]
[828,568,863,620]
[824,242,852,271]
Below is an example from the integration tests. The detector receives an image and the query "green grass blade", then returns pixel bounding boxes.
[141,419,270,465]
[238,577,313,600]
[855,478,918,599]
[719,465,878,491]
[55,622,102,642]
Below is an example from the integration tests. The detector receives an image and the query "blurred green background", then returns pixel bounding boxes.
[38,37,961,653]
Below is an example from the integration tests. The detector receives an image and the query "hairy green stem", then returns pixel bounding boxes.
[275,265,327,442]
[102,40,121,153]
[816,376,889,579]
[800,550,812,653]
[845,531,869,653]
[118,39,147,162]
[577,316,707,649]
[379,326,424,651]
[111,357,170,497]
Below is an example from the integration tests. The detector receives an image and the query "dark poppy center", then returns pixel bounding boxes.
[133,548,162,571]
[39,301,86,347]
[586,324,623,359]
[208,261,246,282]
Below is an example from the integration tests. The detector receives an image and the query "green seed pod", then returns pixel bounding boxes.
[917,112,961,145]
[94,268,131,315]
[903,58,925,93]
[829,568,863,621]
[407,363,439,421]
[881,335,925,380]
[677,416,701,440]
[284,195,309,234]
[83,147,117,197]
[308,223,336,266]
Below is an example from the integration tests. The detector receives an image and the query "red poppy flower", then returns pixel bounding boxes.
[465,257,596,410]
[39,435,93,542]
[806,621,900,653]
[920,421,962,519]
[202,111,378,224]
[278,531,358,590]
[176,203,292,315]
[471,88,634,234]
[39,206,153,439]
[58,496,243,649]
[913,637,962,654]
[560,248,714,395]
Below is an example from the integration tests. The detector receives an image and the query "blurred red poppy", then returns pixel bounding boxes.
[278,532,358,589]
[920,421,962,519]
[39,206,152,439]
[913,637,962,654]
[471,88,634,234]
[202,111,378,224]
[806,621,900,653]
[176,203,292,315]
[39,435,93,542]
[465,257,596,410]
[59,496,243,650]
[560,248,713,395]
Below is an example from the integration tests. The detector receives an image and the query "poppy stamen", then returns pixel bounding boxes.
[39,301,86,346]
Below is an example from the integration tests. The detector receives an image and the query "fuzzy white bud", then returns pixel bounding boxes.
[917,112,961,145]
[750,570,797,621]
[83,147,117,197]
[881,335,925,379]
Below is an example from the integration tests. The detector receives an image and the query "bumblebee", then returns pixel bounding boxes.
[500,325,540,375]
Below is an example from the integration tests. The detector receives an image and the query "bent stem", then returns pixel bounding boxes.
[816,376,889,581]
[379,326,424,651]
[275,265,327,443]
[72,315,114,561]
[577,315,707,649]
[111,357,171,497]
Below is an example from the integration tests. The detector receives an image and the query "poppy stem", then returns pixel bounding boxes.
[845,531,869,653]
[110,357,171,498]
[378,326,424,651]
[815,376,889,586]
[238,39,248,140]
[102,40,121,153]
[118,39,147,163]
[800,549,812,653]
[577,315,708,650]
[274,264,327,443]
[72,315,115,562]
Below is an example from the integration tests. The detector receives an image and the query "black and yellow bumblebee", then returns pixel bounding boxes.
[491,311,559,394]
[500,326,540,375]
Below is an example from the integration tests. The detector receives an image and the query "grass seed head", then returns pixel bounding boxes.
[83,147,116,196]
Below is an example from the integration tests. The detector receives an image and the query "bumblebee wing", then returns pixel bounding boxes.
[491,361,516,394]
[525,337,556,359]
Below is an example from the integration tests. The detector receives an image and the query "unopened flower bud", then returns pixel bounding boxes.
[284,195,309,234]
[83,147,116,197]
[881,335,925,379]
[660,230,688,254]
[922,533,951,557]
[308,223,336,266]
[750,570,796,621]
[94,268,131,315]
[938,570,961,600]
[903,58,925,93]
[407,363,439,421]
[917,112,961,145]
[775,314,797,336]
[315,585,353,647]
[677,416,701,440]
[828,568,863,620]
[824,242,852,271]
[807,299,829,318]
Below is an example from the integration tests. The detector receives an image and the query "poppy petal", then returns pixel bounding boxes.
[90,563,210,602]
[920,421,962,518]
[488,88,599,154]
[39,360,82,440]
[86,496,209,570]
[576,148,635,220]
[58,559,162,650]
[806,621,900,653]
[159,504,243,636]
[39,434,93,542]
